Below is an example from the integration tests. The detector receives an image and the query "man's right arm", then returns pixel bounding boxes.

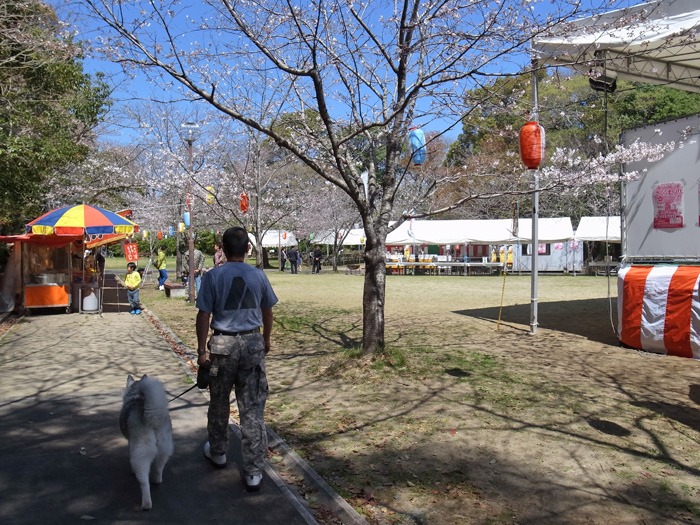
[196,310,211,365]
[261,307,273,354]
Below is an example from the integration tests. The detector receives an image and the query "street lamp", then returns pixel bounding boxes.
[180,121,200,303]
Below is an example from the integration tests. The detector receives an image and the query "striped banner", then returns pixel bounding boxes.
[618,266,700,359]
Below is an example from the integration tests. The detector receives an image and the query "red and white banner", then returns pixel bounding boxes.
[618,266,700,359]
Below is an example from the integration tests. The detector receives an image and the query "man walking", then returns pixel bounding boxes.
[196,227,278,491]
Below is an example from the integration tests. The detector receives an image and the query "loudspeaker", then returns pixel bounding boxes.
[589,75,617,93]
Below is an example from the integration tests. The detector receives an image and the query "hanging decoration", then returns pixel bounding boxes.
[519,121,546,170]
[178,222,185,233]
[183,211,191,228]
[169,226,174,236]
[157,230,163,240]
[143,230,149,239]
[408,126,427,165]
[240,192,249,213]
[206,186,215,205]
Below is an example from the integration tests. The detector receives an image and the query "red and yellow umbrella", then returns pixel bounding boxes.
[26,204,138,236]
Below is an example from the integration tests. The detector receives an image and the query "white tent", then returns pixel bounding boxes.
[315,228,365,246]
[249,229,297,248]
[516,217,574,243]
[575,216,621,243]
[386,219,516,245]
[383,218,571,245]
[533,0,700,94]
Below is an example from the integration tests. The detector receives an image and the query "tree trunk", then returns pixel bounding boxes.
[332,239,339,272]
[362,240,386,355]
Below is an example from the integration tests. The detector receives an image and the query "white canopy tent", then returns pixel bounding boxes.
[575,216,622,243]
[385,219,512,245]
[533,0,700,94]
[314,228,366,246]
[516,217,574,243]
[315,218,571,246]
[249,229,298,248]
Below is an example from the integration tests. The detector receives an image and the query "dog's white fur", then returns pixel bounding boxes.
[120,374,174,510]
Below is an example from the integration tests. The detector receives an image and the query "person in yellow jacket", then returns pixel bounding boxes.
[124,262,142,315]
[155,247,167,291]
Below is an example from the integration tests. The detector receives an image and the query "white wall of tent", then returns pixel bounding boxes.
[314,216,621,273]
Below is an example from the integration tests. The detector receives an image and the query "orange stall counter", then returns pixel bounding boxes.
[24,284,71,310]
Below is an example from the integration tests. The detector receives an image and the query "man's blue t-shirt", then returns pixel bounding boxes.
[196,262,278,332]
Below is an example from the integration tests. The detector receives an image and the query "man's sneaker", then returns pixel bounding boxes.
[130,310,135,315]
[135,309,141,315]
[245,473,263,491]
[159,285,164,291]
[203,441,227,468]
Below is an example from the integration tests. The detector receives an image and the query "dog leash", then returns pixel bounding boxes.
[168,383,198,403]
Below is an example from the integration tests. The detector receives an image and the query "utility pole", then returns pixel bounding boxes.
[180,121,200,303]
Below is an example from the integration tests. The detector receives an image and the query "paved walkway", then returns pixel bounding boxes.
[0,312,318,523]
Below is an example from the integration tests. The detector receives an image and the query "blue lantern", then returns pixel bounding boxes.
[183,211,191,228]
[169,226,174,236]
[408,127,426,165]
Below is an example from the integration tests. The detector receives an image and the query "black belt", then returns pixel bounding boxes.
[213,328,260,336]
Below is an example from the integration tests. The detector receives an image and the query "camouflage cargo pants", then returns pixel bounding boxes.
[207,333,268,476]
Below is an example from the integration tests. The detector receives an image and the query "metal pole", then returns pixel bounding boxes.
[186,139,195,303]
[530,59,539,335]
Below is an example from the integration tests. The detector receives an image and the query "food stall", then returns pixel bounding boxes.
[0,204,138,314]
[23,239,74,312]
[0,233,81,313]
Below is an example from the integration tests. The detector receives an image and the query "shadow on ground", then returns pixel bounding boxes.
[453,297,619,345]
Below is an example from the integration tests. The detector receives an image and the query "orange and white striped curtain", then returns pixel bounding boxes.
[618,266,700,359]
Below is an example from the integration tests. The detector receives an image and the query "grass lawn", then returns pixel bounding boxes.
[139,268,700,525]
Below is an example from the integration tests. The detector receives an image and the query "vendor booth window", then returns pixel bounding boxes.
[521,244,551,256]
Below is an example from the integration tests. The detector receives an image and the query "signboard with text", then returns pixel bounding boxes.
[124,243,139,263]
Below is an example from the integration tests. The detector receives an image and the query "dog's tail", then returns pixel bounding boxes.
[139,377,170,426]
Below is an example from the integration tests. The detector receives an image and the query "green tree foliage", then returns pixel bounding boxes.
[0,1,111,234]
[614,83,700,132]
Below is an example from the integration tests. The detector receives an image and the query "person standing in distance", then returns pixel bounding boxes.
[155,246,167,291]
[124,262,142,314]
[312,245,322,274]
[213,241,226,267]
[196,226,278,491]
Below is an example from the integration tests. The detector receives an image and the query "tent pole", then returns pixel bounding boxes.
[530,57,539,335]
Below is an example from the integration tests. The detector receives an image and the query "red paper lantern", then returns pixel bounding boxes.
[240,192,249,213]
[157,230,163,240]
[519,121,545,170]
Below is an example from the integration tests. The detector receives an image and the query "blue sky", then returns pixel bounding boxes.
[54,0,641,145]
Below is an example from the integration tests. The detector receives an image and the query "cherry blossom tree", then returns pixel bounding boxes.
[71,0,659,355]
[122,105,317,269]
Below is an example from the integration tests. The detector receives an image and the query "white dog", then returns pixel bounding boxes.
[119,374,174,510]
